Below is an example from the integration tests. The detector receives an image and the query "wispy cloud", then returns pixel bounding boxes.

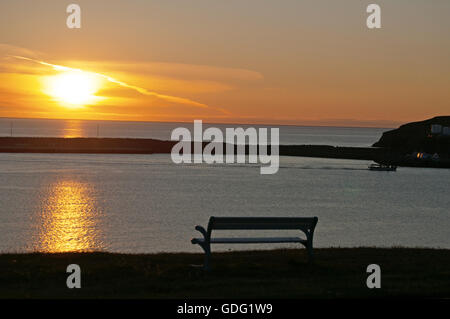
[10,55,228,112]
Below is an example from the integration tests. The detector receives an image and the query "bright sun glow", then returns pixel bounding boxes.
[44,71,101,108]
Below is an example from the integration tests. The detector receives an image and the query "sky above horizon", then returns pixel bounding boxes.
[0,0,449,127]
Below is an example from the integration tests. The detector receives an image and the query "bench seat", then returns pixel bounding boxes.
[192,237,306,244]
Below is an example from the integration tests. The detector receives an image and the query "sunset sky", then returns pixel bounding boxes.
[0,0,449,127]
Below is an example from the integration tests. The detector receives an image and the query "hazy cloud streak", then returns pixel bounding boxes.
[10,55,230,114]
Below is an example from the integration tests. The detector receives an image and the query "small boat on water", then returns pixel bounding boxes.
[368,163,397,171]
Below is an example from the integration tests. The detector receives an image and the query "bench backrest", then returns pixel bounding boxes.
[207,216,318,234]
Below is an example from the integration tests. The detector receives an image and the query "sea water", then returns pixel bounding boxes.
[0,118,448,253]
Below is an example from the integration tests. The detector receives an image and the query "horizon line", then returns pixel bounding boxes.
[0,116,401,130]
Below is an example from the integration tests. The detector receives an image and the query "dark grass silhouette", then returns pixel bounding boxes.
[1,248,449,298]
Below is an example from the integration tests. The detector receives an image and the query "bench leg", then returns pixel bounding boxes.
[204,249,211,271]
[198,243,211,271]
[306,241,314,264]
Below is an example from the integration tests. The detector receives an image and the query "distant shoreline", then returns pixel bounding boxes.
[0,136,385,162]
[1,136,449,168]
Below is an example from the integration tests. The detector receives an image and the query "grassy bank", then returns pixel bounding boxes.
[1,248,449,298]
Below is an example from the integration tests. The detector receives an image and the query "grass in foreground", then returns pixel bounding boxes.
[0,248,449,298]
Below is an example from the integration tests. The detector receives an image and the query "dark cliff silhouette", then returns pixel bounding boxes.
[373,116,450,152]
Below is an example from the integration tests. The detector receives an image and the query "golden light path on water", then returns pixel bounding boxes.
[36,180,104,252]
[62,120,83,138]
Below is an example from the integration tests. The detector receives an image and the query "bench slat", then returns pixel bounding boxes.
[211,223,313,230]
[210,217,316,230]
[193,237,306,244]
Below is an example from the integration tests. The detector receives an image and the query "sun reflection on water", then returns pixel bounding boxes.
[62,120,84,138]
[37,180,104,252]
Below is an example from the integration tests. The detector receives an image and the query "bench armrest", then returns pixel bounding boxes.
[194,225,207,238]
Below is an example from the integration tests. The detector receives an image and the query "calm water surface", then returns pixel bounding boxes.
[0,153,449,253]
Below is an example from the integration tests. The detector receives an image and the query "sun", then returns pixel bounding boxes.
[44,70,101,108]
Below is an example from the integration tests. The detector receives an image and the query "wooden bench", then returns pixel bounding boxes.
[191,216,318,270]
